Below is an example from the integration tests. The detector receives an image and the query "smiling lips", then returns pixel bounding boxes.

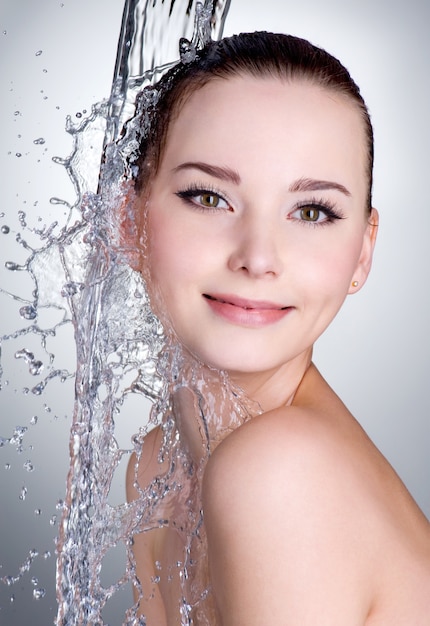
[203,293,292,327]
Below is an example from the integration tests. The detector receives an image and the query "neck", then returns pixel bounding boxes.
[169,345,313,462]
[228,347,313,413]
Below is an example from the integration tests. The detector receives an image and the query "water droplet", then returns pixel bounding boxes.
[18,210,26,227]
[5,261,23,271]
[43,551,51,559]
[10,426,27,446]
[14,110,20,116]
[10,594,15,603]
[24,460,34,472]
[56,499,64,510]
[1,225,10,234]
[15,348,44,376]
[29,361,43,376]
[49,515,57,526]
[30,415,38,425]
[15,348,34,362]
[34,509,41,516]
[19,305,37,320]
[43,69,48,73]
[5,463,11,470]
[31,576,38,586]
[33,137,45,145]
[76,112,82,118]
[33,587,46,600]
[19,486,28,501]
[15,152,22,158]
[32,382,45,396]
[35,50,43,56]
[50,195,68,205]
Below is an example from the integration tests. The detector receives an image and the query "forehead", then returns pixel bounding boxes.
[160,75,367,197]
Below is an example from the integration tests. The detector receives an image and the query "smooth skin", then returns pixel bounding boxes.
[127,75,430,624]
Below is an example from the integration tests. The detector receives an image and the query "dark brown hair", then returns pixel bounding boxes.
[134,31,373,210]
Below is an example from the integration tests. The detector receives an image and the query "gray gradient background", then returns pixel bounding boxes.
[1,0,429,624]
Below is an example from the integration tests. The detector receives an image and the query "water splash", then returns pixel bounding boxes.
[2,0,241,623]
[53,2,235,625]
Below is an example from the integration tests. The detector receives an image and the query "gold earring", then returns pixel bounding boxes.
[351,280,359,287]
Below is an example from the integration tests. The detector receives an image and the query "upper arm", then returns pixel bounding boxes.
[202,408,375,625]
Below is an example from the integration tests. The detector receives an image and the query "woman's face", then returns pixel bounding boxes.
[141,75,377,379]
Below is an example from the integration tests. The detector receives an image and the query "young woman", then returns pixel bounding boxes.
[125,32,430,625]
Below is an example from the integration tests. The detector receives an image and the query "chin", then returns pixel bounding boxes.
[189,346,284,378]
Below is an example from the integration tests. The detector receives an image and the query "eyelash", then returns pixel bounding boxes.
[289,198,345,227]
[175,184,231,212]
[175,186,345,225]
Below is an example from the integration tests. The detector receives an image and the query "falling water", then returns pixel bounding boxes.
[55,1,243,622]
[2,1,255,624]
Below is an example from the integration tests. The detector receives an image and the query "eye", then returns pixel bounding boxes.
[289,200,343,226]
[199,192,226,209]
[300,206,323,222]
[176,186,231,211]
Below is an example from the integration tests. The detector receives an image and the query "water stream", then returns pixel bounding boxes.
[1,1,241,624]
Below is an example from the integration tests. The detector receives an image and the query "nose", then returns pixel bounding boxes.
[227,213,283,278]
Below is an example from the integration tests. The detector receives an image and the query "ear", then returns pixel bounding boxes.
[114,179,146,272]
[349,207,379,294]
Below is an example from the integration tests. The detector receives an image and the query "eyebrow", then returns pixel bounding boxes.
[289,177,351,196]
[172,164,351,197]
[172,161,241,185]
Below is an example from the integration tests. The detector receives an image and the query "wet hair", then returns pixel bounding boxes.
[135,31,373,210]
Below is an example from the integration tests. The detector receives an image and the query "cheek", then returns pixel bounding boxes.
[146,209,205,288]
[297,234,364,296]
[147,210,179,276]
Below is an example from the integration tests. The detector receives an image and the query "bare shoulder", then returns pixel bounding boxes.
[204,364,370,502]
[204,363,427,532]
[202,364,430,625]
[204,367,368,531]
